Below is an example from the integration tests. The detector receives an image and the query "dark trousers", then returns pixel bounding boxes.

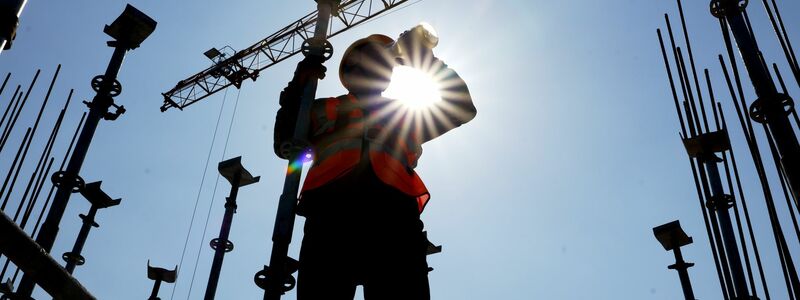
[297,169,430,300]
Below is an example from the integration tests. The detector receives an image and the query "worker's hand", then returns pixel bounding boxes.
[295,55,327,81]
[396,44,434,69]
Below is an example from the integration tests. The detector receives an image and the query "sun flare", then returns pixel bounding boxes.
[383,66,442,110]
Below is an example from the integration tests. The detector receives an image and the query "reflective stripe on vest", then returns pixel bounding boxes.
[302,94,430,212]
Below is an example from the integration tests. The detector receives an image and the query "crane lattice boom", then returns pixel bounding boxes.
[161,0,409,112]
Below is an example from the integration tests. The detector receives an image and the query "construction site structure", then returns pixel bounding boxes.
[0,5,156,300]
[656,0,800,298]
[0,0,27,53]
[160,0,410,112]
[204,157,259,300]
[653,220,696,300]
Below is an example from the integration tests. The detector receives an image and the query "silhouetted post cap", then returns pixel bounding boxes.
[103,4,156,49]
[147,261,177,283]
[653,220,693,251]
[218,156,260,187]
[79,181,121,209]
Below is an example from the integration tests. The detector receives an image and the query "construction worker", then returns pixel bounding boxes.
[274,27,476,299]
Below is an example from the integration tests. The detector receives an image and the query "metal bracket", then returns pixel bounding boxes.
[424,231,442,255]
[682,129,731,158]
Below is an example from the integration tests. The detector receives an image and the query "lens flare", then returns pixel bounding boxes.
[286,148,314,175]
[383,66,442,110]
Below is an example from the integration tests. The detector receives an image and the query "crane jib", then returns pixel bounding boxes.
[160,0,410,112]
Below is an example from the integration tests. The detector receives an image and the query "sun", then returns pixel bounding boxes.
[382,66,442,110]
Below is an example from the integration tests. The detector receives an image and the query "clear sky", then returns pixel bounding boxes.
[1,0,800,299]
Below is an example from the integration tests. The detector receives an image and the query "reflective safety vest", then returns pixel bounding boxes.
[301,94,430,212]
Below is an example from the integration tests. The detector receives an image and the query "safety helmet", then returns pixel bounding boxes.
[339,34,395,92]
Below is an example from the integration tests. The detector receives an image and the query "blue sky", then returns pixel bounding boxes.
[1,0,800,299]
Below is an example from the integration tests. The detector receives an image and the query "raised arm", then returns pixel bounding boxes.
[416,58,476,143]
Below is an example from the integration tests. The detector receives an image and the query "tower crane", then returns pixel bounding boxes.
[160,0,409,112]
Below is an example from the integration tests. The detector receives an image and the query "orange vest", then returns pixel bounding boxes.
[301,94,430,212]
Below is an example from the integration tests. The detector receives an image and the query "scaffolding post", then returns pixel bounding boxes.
[204,157,259,300]
[255,1,339,299]
[146,262,176,300]
[654,220,696,300]
[62,181,121,274]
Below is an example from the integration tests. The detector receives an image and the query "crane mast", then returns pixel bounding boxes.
[160,0,408,112]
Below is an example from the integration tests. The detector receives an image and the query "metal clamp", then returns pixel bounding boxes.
[254,257,300,293]
[710,0,748,18]
[707,194,735,210]
[103,103,126,120]
[91,75,122,97]
[209,238,234,253]
[62,252,86,266]
[301,39,334,60]
[51,171,85,193]
[749,93,794,123]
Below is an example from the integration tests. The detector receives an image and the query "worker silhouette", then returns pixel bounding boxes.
[274,26,476,300]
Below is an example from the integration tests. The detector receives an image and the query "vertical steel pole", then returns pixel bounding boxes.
[204,173,240,300]
[148,280,162,300]
[702,156,751,298]
[671,246,696,300]
[62,206,96,274]
[716,0,800,203]
[259,2,337,299]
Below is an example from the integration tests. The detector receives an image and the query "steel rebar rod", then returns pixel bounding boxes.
[708,70,760,296]
[0,127,32,211]
[0,69,39,151]
[761,0,800,88]
[658,29,688,136]
[676,0,710,132]
[19,90,73,230]
[21,158,54,230]
[772,63,800,136]
[0,85,18,147]
[11,100,66,224]
[0,73,10,97]
[721,55,797,297]
[719,103,772,300]
[0,88,23,153]
[763,124,800,241]
[31,112,86,239]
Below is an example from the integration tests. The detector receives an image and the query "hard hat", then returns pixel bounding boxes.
[339,34,395,92]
